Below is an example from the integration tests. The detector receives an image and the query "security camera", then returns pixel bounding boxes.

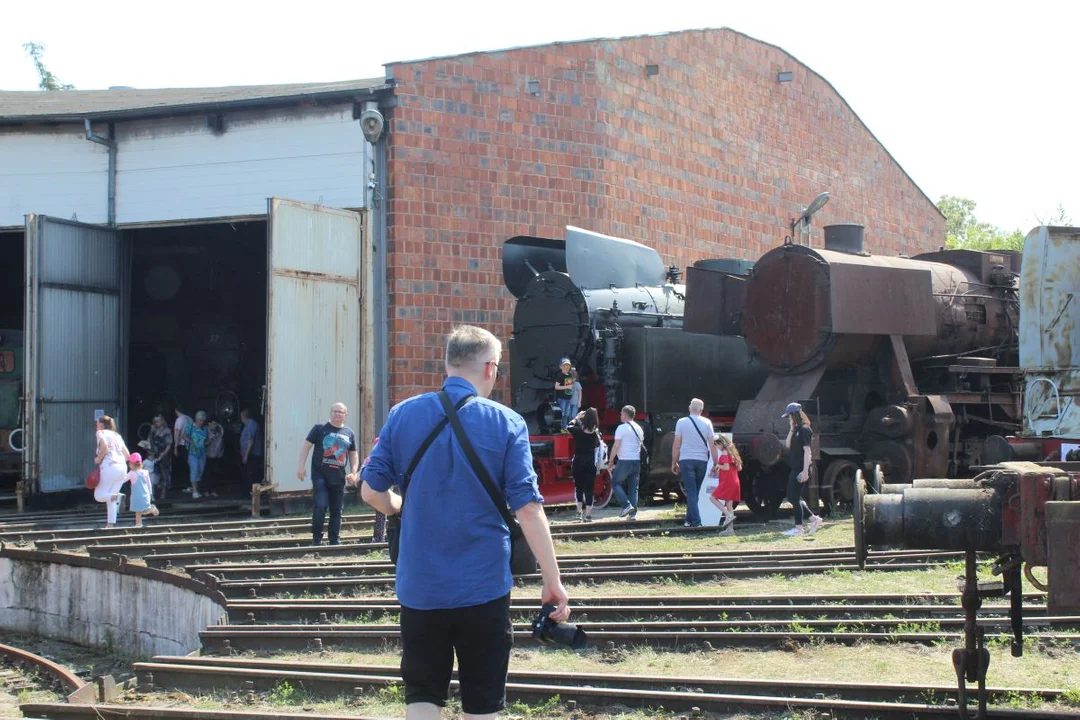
[360,108,384,144]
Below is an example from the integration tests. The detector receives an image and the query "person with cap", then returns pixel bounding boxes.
[554,358,575,428]
[781,402,822,536]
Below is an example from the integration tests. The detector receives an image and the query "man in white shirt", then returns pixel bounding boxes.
[173,406,193,489]
[607,405,645,520]
[670,398,719,527]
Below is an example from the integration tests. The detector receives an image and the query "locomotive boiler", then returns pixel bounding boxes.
[688,224,1022,515]
[505,226,767,504]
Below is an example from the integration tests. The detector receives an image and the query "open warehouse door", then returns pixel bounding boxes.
[259,198,368,512]
[23,215,124,496]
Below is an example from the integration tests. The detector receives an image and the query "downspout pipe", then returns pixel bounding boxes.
[84,119,116,226]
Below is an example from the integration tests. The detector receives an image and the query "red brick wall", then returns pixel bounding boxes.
[384,28,945,405]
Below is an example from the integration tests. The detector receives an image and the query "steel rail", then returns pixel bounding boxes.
[217,560,958,599]
[28,519,376,551]
[124,660,1078,719]
[226,602,1052,625]
[196,625,1080,653]
[18,704,383,720]
[138,655,1069,704]
[190,548,963,582]
[0,641,86,695]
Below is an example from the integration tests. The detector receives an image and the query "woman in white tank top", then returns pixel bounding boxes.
[94,415,130,528]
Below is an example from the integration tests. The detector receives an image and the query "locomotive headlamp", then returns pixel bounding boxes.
[788,191,830,243]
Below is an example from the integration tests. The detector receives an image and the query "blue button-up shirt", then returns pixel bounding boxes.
[361,376,543,610]
[240,418,263,457]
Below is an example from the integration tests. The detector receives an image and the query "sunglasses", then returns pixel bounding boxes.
[487,360,502,380]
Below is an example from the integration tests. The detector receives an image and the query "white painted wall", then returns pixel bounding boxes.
[0,126,109,228]
[115,104,371,223]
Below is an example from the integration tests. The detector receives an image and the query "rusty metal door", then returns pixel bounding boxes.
[24,215,124,493]
[265,199,363,494]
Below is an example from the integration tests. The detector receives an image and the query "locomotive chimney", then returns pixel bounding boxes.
[823,224,865,254]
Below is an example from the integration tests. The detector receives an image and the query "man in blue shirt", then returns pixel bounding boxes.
[239,409,264,486]
[362,325,570,720]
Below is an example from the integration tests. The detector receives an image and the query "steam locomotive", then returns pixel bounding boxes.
[504,227,768,506]
[686,223,1023,515]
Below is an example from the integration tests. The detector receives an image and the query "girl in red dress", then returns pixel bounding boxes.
[709,434,743,535]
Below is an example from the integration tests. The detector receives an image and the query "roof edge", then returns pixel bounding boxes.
[0,82,394,126]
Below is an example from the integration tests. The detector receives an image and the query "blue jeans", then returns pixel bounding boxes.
[567,402,579,425]
[680,459,708,526]
[611,459,641,515]
[556,397,573,426]
[187,453,206,486]
[312,475,346,544]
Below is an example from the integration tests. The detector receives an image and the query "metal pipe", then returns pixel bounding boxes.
[83,119,116,226]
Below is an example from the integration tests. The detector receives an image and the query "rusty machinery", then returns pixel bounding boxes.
[685,223,1022,515]
[982,226,1080,470]
[854,462,1080,718]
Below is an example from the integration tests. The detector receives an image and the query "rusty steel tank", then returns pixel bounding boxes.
[725,225,1022,515]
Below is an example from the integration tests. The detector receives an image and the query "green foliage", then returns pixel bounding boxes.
[507,694,562,717]
[1062,687,1080,707]
[998,690,1042,710]
[377,682,405,704]
[268,680,305,705]
[937,195,1025,251]
[22,42,74,91]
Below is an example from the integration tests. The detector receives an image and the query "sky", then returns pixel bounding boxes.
[1,0,1076,233]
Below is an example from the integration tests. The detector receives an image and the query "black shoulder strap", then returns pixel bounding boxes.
[400,393,473,502]
[627,421,649,459]
[438,390,522,537]
[689,416,711,451]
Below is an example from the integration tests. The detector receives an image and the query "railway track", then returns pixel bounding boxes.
[34,656,1069,720]
[197,620,1080,653]
[0,642,87,700]
[208,555,960,599]
[8,508,1076,720]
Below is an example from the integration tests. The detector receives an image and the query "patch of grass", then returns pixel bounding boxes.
[267,680,305,705]
[377,681,406,704]
[507,694,562,717]
[998,690,1044,710]
[1062,688,1080,707]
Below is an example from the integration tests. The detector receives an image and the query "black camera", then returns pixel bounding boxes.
[531,604,587,650]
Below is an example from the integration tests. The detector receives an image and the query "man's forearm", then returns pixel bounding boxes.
[361,484,402,516]
[516,501,561,583]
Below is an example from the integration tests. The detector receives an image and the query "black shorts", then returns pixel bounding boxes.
[399,593,513,714]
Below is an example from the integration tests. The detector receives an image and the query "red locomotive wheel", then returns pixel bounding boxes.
[592,469,613,509]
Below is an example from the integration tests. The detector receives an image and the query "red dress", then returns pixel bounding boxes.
[711,452,741,502]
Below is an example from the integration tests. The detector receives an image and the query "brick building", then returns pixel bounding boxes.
[0,27,944,499]
[383,28,945,404]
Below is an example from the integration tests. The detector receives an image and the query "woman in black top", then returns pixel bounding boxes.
[568,407,602,522]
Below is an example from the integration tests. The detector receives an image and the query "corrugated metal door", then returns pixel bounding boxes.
[24,215,124,492]
[265,198,363,494]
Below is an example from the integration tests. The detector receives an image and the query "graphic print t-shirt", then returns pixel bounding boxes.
[307,422,357,485]
[557,372,574,398]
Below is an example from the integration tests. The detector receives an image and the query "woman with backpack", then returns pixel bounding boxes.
[568,407,604,522]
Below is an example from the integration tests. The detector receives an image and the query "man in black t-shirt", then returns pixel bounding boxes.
[297,402,359,545]
[782,402,822,537]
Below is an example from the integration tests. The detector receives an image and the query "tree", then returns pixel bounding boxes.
[22,42,74,91]
[937,195,1025,251]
